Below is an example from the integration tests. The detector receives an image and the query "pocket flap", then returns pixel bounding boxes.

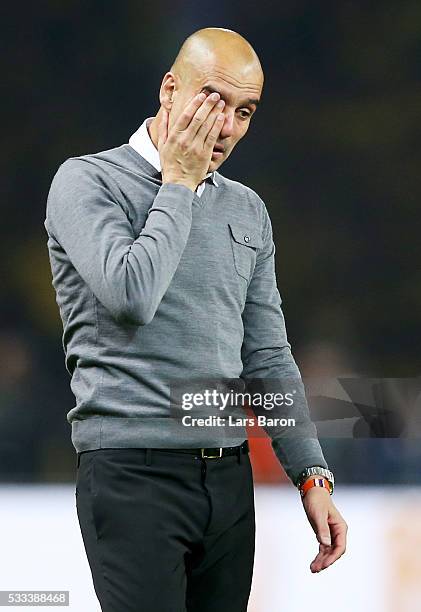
[228,223,263,249]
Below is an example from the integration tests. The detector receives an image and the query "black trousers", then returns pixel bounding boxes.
[75,444,255,612]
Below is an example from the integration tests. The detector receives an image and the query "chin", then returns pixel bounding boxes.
[209,158,224,172]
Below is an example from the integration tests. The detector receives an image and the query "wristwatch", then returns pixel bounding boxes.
[295,466,335,495]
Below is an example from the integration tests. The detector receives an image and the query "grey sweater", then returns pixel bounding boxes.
[44,143,328,483]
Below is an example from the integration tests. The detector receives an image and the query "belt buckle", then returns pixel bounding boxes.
[201,447,223,459]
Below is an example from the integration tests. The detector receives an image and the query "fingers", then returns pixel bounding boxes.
[173,93,206,132]
[310,540,344,572]
[175,91,224,139]
[304,497,348,573]
[173,92,214,133]
[310,544,336,573]
[330,516,348,554]
[310,520,348,573]
[204,111,225,150]
[185,92,224,139]
[196,99,225,148]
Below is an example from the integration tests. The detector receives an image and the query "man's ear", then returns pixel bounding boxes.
[159,72,176,111]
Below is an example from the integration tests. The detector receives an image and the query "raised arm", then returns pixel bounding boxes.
[45,160,195,326]
[45,91,226,326]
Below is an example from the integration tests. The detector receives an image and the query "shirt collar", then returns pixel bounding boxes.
[128,117,219,187]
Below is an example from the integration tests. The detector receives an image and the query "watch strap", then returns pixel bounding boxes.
[300,476,332,497]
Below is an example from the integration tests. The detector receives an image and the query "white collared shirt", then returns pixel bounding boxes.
[128,117,218,197]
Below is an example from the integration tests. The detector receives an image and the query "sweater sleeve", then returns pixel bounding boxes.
[240,196,329,484]
[45,158,194,326]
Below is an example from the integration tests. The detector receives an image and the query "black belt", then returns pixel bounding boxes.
[76,440,249,467]
[154,439,249,459]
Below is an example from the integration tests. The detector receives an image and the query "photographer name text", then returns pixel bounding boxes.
[181,415,296,427]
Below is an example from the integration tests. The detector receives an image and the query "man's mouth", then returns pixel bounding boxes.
[212,144,225,158]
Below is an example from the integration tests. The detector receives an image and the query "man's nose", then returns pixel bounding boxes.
[219,110,234,139]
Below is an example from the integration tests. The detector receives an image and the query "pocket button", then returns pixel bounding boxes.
[228,223,262,281]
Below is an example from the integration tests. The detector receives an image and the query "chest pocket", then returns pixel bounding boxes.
[228,222,263,282]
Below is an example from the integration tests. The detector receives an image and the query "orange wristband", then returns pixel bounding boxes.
[300,476,331,498]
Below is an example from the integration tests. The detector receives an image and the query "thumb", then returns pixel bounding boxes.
[316,520,331,546]
[309,511,331,546]
[158,108,168,148]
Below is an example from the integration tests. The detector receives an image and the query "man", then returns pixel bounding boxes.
[45,27,347,612]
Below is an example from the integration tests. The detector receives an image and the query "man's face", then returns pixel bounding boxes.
[168,62,263,172]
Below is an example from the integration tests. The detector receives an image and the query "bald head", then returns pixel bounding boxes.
[170,27,264,88]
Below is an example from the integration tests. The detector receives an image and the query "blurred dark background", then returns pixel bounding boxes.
[1,1,421,482]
